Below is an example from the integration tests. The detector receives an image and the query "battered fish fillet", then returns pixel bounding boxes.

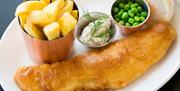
[14,22,176,91]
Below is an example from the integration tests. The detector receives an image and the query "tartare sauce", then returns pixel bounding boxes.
[80,18,114,47]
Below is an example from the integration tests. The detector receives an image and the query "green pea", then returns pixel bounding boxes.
[136,13,140,16]
[117,9,125,18]
[134,3,139,7]
[115,18,120,22]
[128,1,133,5]
[120,9,125,13]
[128,18,135,24]
[119,3,125,8]
[127,3,131,8]
[131,8,138,14]
[141,11,147,17]
[128,9,133,13]
[137,6,142,12]
[125,22,131,26]
[124,4,130,11]
[128,11,134,18]
[134,16,140,22]
[140,16,145,22]
[133,22,139,26]
[119,21,125,25]
[121,12,129,20]
[117,12,123,18]
[130,4,136,9]
[113,7,119,14]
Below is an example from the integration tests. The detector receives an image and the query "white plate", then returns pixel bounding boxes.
[1,0,180,91]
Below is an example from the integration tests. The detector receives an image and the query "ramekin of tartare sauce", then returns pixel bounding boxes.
[76,12,117,48]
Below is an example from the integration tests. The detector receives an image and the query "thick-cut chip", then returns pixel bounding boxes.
[58,12,77,36]
[43,0,65,20]
[29,10,54,26]
[59,0,74,17]
[24,22,46,39]
[43,22,60,40]
[52,0,56,2]
[63,0,74,13]
[15,1,47,16]
[41,0,51,4]
[19,14,28,27]
[71,10,78,19]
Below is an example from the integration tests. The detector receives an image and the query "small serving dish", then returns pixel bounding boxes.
[18,0,79,64]
[111,0,150,35]
[76,12,117,48]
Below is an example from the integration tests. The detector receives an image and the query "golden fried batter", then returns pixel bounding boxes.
[14,22,176,91]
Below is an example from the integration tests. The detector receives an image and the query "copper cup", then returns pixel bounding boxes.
[18,1,79,64]
[111,0,150,35]
[21,29,75,64]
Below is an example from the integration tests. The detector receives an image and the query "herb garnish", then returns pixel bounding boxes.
[108,28,115,37]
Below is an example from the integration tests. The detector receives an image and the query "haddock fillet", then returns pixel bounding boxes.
[14,22,176,91]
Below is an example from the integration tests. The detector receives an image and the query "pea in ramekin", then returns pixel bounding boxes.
[111,0,150,35]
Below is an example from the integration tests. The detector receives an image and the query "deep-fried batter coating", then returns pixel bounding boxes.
[14,22,176,91]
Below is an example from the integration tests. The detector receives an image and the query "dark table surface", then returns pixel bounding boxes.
[0,0,180,91]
